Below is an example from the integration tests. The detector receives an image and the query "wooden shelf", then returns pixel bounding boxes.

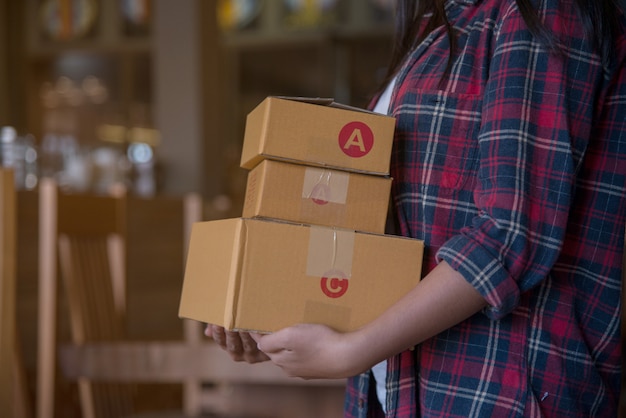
[221,25,392,50]
[24,0,152,56]
[25,37,152,57]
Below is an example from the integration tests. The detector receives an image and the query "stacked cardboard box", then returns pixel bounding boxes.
[179,97,425,333]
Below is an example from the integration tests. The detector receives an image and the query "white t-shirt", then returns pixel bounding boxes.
[370,76,396,413]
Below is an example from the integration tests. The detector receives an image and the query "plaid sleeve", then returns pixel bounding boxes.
[436,3,602,319]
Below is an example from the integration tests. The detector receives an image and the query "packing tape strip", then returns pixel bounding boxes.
[302,167,349,205]
[306,226,354,279]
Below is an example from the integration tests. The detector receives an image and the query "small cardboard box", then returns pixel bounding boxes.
[242,159,392,234]
[240,97,396,175]
[179,218,423,333]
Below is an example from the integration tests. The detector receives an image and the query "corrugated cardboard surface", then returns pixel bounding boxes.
[242,160,392,234]
[240,97,396,175]
[179,218,424,333]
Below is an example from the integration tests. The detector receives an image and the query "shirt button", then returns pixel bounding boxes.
[358,398,365,408]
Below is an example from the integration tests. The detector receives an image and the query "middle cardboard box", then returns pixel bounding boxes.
[179,217,424,333]
[243,159,392,234]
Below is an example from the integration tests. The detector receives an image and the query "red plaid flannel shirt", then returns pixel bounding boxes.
[345,0,626,416]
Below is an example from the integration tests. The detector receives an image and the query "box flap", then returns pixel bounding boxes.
[272,96,381,115]
[234,219,310,332]
[178,219,242,328]
[241,98,271,170]
[242,159,266,217]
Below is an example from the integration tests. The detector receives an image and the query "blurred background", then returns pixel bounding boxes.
[0,0,394,208]
[0,0,395,416]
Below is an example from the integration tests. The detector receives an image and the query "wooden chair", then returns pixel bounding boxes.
[36,178,132,418]
[37,177,345,418]
[0,169,31,418]
[0,168,16,415]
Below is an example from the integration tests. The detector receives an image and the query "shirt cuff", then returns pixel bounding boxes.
[436,234,520,320]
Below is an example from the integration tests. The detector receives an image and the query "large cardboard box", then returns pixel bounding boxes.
[179,218,423,333]
[240,97,396,175]
[242,159,392,234]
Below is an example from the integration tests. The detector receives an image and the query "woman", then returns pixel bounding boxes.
[208,0,626,416]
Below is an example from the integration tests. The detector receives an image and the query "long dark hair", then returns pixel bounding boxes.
[381,0,622,89]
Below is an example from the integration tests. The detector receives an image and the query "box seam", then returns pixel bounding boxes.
[224,219,245,329]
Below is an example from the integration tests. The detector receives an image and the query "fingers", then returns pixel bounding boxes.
[224,329,244,352]
[206,324,228,349]
[239,331,259,352]
[230,331,270,363]
[204,324,270,363]
[205,324,244,352]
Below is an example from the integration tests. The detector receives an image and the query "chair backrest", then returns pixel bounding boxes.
[37,178,133,418]
[179,193,206,416]
[0,169,19,416]
[37,179,209,417]
[0,168,32,418]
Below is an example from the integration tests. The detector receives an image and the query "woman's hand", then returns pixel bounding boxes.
[251,323,366,380]
[205,324,270,363]
[206,262,487,379]
[247,262,487,380]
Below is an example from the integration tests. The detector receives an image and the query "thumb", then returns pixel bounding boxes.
[248,332,282,353]
[252,330,292,354]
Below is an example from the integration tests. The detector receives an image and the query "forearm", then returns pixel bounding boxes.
[250,260,488,380]
[348,260,487,372]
